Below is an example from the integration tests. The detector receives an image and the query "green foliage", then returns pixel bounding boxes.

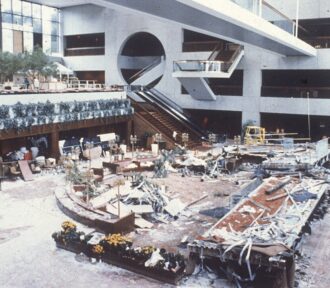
[68,163,86,185]
[0,52,24,83]
[22,47,58,80]
[0,48,58,83]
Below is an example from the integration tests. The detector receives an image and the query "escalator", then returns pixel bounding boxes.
[128,87,207,148]
[129,56,165,86]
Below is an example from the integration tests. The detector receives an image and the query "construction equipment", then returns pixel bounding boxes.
[244,126,266,145]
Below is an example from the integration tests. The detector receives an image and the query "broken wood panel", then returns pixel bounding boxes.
[18,160,34,181]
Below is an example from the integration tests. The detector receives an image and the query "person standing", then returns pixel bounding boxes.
[33,77,40,91]
[24,77,30,90]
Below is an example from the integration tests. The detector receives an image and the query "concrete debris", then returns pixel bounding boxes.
[164,199,186,217]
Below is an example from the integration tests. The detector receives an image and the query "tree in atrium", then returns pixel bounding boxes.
[0,52,24,83]
[22,46,58,82]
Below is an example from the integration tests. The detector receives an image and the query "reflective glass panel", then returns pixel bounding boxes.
[51,21,59,36]
[1,0,12,13]
[2,28,14,53]
[1,12,13,24]
[32,3,41,18]
[51,35,59,53]
[22,1,32,17]
[13,14,22,25]
[33,18,42,33]
[42,19,51,35]
[23,31,33,52]
[12,0,22,15]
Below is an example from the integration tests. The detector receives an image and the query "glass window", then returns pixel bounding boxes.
[42,19,51,35]
[51,8,59,22]
[33,18,42,33]
[51,35,59,53]
[42,5,58,21]
[1,12,13,24]
[32,3,41,19]
[23,16,33,31]
[22,1,32,17]
[2,29,14,53]
[12,0,22,15]
[1,0,12,13]
[43,33,51,54]
[51,21,59,36]
[13,14,22,25]
[23,31,33,52]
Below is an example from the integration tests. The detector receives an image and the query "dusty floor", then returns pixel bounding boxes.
[0,168,329,287]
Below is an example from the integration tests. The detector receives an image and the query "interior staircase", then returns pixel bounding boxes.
[128,88,206,148]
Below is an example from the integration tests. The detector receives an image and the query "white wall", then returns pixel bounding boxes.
[60,3,330,127]
[62,4,106,35]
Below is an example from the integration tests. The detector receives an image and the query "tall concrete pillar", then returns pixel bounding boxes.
[242,60,262,128]
[126,119,133,145]
[50,130,60,159]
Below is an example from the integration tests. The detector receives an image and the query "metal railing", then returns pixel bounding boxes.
[230,0,301,36]
[0,81,126,94]
[173,45,243,73]
[128,56,164,83]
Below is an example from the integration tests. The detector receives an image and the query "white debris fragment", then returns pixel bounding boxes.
[164,198,186,217]
[144,249,164,267]
[238,205,256,214]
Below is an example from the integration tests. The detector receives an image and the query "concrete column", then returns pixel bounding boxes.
[126,119,133,145]
[50,130,60,159]
[241,59,262,127]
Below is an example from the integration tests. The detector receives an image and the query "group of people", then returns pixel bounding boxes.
[24,77,40,90]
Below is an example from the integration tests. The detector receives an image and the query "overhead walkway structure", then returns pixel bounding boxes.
[96,0,316,56]
[173,43,245,100]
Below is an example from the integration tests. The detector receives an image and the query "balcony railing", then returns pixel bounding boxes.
[261,86,330,99]
[230,0,298,36]
[0,81,126,94]
[0,99,133,132]
[64,47,105,56]
[174,45,243,73]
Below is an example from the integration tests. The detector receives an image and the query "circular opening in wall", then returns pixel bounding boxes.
[119,32,166,87]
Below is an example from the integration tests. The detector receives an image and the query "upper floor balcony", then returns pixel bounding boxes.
[97,0,316,56]
[0,89,133,135]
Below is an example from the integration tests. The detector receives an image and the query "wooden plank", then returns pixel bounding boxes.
[18,160,34,181]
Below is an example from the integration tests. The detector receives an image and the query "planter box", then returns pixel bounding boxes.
[54,239,185,285]
[55,240,87,255]
[102,251,185,285]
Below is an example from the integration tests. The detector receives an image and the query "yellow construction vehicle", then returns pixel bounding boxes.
[244,126,266,145]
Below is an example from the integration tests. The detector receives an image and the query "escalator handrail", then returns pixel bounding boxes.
[129,56,164,83]
[145,90,206,137]
[131,89,206,138]
[149,88,184,114]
